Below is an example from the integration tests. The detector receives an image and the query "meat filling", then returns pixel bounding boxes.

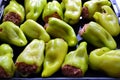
[0,66,10,78]
[79,24,88,36]
[15,62,37,75]
[81,7,89,19]
[44,12,61,23]
[44,23,49,29]
[62,65,83,77]
[3,12,21,25]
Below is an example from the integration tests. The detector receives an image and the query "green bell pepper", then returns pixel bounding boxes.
[89,47,120,77]
[15,39,45,77]
[61,42,88,77]
[79,21,117,49]
[42,0,63,23]
[0,21,27,47]
[93,5,120,36]
[41,38,68,77]
[25,0,47,21]
[0,44,15,78]
[62,0,82,25]
[3,0,25,25]
[82,0,111,20]
[20,19,50,42]
[46,17,78,47]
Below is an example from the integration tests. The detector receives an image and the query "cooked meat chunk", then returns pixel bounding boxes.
[3,12,21,25]
[15,62,37,75]
[0,66,10,78]
[62,65,83,77]
[44,12,61,23]
[81,7,89,19]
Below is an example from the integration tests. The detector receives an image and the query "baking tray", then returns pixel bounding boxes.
[0,0,120,80]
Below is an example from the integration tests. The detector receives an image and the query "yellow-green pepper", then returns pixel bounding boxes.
[25,0,47,21]
[89,47,120,77]
[79,21,117,49]
[82,0,111,20]
[61,42,88,77]
[93,5,120,36]
[42,0,63,23]
[62,0,82,25]
[15,39,45,77]
[41,38,68,77]
[45,17,78,47]
[0,21,27,47]
[3,0,25,25]
[0,44,15,78]
[20,19,50,42]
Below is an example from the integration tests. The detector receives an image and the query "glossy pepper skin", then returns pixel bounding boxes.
[25,0,47,21]
[0,21,27,47]
[89,47,120,77]
[62,0,82,25]
[20,19,50,42]
[45,17,78,47]
[93,5,120,36]
[42,0,63,23]
[79,21,117,50]
[15,39,45,77]
[61,42,88,77]
[3,0,25,25]
[82,0,111,20]
[41,38,68,77]
[0,44,15,78]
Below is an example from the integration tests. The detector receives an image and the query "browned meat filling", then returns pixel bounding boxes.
[3,12,21,25]
[81,7,89,19]
[44,23,49,29]
[0,66,10,78]
[79,24,88,36]
[62,64,83,77]
[44,12,61,23]
[15,62,37,75]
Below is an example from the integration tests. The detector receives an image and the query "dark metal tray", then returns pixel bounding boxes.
[0,0,120,79]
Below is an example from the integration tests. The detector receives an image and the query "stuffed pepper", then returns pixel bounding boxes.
[79,21,117,49]
[61,42,88,77]
[15,39,45,77]
[3,0,25,25]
